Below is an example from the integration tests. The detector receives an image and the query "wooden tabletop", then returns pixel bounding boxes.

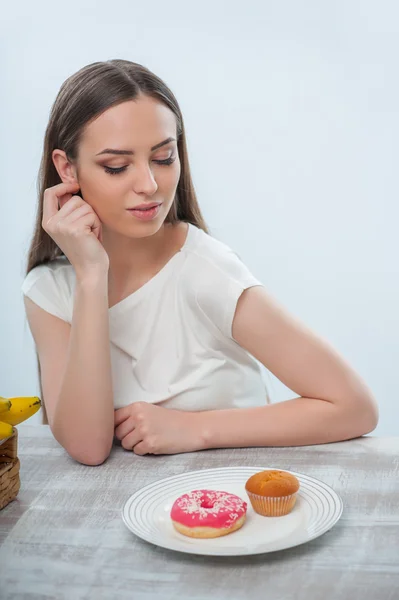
[0,426,398,599]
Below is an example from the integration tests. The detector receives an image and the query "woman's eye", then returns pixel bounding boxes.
[103,156,176,175]
[153,156,176,165]
[104,165,128,175]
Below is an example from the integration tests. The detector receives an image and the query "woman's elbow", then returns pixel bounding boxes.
[51,423,114,466]
[361,397,379,434]
[347,393,379,437]
[61,435,114,466]
[68,446,112,466]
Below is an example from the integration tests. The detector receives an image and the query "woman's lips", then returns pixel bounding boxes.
[126,204,162,221]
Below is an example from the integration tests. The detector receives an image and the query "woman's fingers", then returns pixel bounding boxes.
[44,197,85,232]
[115,417,135,441]
[56,195,86,218]
[61,202,96,224]
[132,441,148,456]
[42,181,80,227]
[40,181,109,273]
[114,406,131,427]
[121,428,144,451]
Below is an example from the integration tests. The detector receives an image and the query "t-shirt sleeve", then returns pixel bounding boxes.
[194,247,264,340]
[21,263,72,323]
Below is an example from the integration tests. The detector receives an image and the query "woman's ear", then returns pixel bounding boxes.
[52,149,79,186]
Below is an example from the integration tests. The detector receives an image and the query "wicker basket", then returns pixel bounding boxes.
[0,428,20,510]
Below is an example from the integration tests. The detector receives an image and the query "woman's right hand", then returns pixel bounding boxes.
[42,181,110,277]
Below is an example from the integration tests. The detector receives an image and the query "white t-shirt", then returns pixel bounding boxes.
[21,222,269,411]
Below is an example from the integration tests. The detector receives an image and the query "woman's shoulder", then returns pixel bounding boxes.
[21,256,75,322]
[181,223,263,340]
[186,222,237,261]
[21,256,74,295]
[184,223,258,282]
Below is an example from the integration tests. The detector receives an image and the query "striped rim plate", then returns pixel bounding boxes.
[122,466,343,556]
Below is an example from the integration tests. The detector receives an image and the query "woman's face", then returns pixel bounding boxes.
[72,96,181,238]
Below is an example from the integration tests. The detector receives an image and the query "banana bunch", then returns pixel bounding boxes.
[0,396,42,440]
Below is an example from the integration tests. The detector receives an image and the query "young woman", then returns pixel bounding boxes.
[22,59,378,465]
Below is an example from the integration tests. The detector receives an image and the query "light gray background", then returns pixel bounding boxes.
[1,1,397,432]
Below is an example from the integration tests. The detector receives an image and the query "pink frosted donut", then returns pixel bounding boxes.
[171,489,247,538]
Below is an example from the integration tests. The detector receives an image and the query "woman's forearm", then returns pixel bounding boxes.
[197,394,379,449]
[52,272,114,465]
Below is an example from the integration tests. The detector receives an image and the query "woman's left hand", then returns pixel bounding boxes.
[114,402,205,455]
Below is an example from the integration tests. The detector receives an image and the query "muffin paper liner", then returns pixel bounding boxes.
[246,490,298,517]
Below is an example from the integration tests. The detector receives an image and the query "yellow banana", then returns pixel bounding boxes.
[0,420,13,440]
[0,396,41,426]
[0,397,11,415]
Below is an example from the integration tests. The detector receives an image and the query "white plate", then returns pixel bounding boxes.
[122,466,343,556]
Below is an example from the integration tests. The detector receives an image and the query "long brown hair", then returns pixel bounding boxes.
[27,59,209,273]
[25,59,210,423]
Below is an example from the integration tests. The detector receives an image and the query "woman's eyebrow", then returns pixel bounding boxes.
[96,137,176,156]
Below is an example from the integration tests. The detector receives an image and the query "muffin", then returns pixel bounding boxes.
[245,470,300,517]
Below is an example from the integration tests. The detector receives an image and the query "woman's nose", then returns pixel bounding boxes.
[133,163,158,196]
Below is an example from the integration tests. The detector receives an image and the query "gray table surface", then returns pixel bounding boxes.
[0,426,398,600]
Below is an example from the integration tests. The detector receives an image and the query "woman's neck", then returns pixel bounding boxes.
[103,222,171,276]
[103,221,187,301]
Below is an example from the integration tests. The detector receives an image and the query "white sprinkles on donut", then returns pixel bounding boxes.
[172,489,247,528]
